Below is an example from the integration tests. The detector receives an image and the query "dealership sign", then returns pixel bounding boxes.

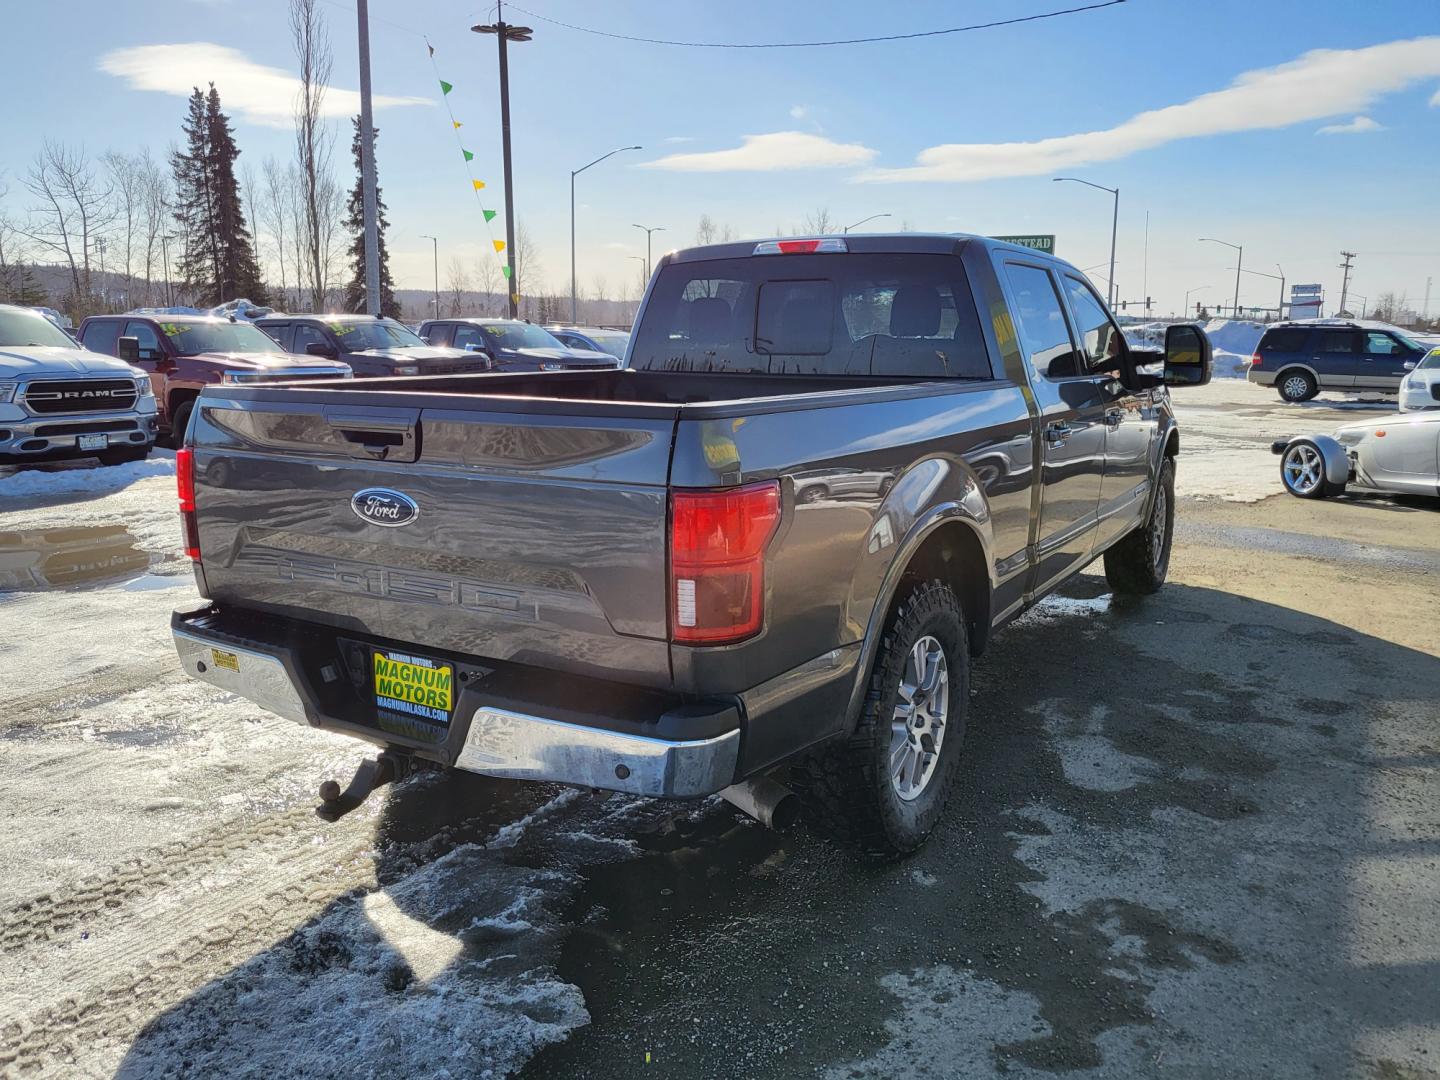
[994,234,1056,254]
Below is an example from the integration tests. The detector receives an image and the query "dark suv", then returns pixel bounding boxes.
[418,318,620,372]
[256,314,488,378]
[1248,320,1428,402]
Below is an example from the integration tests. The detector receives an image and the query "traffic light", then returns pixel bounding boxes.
[1120,300,1127,311]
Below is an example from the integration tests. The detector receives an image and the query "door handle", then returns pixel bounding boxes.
[1044,421,1072,445]
[1104,409,1124,428]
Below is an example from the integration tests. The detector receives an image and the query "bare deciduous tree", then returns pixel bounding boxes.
[472,254,501,314]
[24,141,114,306]
[445,255,470,316]
[103,151,146,305]
[696,214,717,245]
[801,207,835,235]
[291,0,335,312]
[137,151,170,306]
[513,222,540,316]
[258,156,292,307]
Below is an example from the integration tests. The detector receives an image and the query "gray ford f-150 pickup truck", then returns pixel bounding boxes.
[171,235,1211,855]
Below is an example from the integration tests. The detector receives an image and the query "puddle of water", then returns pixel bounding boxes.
[0,523,156,592]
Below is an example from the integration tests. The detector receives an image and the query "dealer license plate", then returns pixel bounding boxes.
[78,434,108,450]
[372,649,453,731]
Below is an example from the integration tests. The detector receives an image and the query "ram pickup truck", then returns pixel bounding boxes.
[78,313,351,443]
[171,235,1211,855]
[1,304,158,466]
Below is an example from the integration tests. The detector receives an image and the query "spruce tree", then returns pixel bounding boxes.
[171,84,266,306]
[343,116,399,318]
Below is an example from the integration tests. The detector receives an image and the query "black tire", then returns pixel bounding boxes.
[168,399,195,448]
[1277,369,1318,403]
[797,484,827,504]
[1104,457,1175,594]
[790,579,969,859]
[1279,438,1334,499]
[96,445,150,467]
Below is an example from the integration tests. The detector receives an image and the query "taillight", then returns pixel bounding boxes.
[176,447,200,562]
[670,481,781,645]
[752,238,847,256]
[1251,352,1262,367]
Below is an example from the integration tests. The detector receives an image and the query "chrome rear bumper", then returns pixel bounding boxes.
[172,614,739,798]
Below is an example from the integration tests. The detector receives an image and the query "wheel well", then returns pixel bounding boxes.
[166,389,197,425]
[1164,429,1179,459]
[1274,365,1315,384]
[896,522,991,657]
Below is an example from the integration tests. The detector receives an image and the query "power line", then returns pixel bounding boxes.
[501,0,1127,49]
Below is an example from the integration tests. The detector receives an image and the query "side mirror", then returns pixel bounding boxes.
[1163,323,1212,388]
[305,341,338,358]
[1403,360,1417,371]
[117,335,140,364]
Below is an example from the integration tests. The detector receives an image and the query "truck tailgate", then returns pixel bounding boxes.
[190,394,678,687]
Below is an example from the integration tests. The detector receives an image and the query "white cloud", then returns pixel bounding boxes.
[99,42,431,128]
[1431,86,1440,106]
[642,131,877,172]
[1316,115,1384,135]
[790,104,810,120]
[663,135,695,144]
[858,36,1440,183]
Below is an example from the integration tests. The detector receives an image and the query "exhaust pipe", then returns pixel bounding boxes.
[719,776,799,831]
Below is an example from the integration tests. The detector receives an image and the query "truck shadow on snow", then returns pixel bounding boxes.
[115,579,1440,1079]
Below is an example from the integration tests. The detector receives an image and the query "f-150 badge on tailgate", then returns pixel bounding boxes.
[350,488,419,527]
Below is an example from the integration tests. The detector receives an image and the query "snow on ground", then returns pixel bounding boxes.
[1167,378,1392,502]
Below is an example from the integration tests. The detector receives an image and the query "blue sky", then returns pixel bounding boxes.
[4,0,1439,315]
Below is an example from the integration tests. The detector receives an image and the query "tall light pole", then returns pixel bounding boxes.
[1199,237,1243,318]
[356,0,380,315]
[633,223,665,281]
[1184,284,1212,319]
[571,145,641,323]
[1233,265,1285,321]
[472,3,531,318]
[843,212,891,234]
[1054,177,1119,308]
[419,235,439,317]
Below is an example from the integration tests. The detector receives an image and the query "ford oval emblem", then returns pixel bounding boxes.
[350,487,419,528]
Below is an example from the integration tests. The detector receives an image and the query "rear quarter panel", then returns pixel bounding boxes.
[668,381,1034,698]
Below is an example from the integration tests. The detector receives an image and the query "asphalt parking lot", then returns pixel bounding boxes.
[0,381,1436,1079]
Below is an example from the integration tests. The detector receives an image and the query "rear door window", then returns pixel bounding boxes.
[630,253,993,379]
[1002,264,1080,379]
[1318,330,1358,354]
[81,319,121,356]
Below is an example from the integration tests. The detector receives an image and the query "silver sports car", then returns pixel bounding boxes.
[1272,411,1440,499]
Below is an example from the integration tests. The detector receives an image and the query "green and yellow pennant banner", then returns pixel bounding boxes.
[426,39,509,285]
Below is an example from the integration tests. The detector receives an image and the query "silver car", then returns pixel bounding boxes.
[1272,410,1440,498]
[1399,347,1440,413]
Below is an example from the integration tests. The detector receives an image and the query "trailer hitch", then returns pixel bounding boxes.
[316,753,405,822]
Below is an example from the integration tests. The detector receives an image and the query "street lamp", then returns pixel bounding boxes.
[160,233,177,308]
[1232,264,1286,322]
[419,235,439,318]
[472,2,532,317]
[1199,237,1243,318]
[1184,284,1212,318]
[632,223,665,282]
[1054,177,1119,308]
[571,146,641,323]
[843,213,891,234]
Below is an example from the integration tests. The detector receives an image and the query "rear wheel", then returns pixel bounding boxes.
[1278,370,1318,403]
[1280,439,1335,499]
[1103,457,1175,595]
[790,579,969,859]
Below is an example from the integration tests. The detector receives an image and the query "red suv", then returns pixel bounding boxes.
[77,314,351,442]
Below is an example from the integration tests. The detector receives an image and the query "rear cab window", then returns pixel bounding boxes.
[629,253,994,380]
[1318,330,1359,354]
